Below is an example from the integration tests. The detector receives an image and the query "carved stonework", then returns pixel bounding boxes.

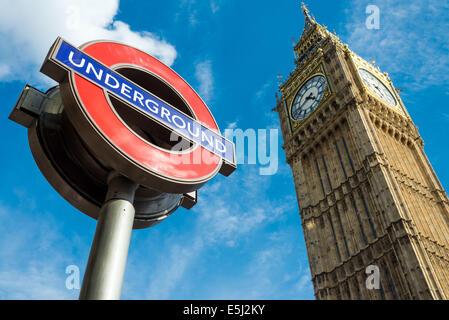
[275,4,449,300]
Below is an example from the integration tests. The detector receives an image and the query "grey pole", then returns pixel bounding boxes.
[79,172,138,300]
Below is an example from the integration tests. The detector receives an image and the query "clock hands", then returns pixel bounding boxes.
[373,83,383,94]
[360,69,397,106]
[305,92,316,101]
[365,77,382,95]
[372,83,386,98]
[291,75,327,120]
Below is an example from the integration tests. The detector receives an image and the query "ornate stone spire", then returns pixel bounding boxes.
[301,2,309,14]
[301,2,316,33]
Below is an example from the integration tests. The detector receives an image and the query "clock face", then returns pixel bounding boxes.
[358,68,397,106]
[291,75,327,121]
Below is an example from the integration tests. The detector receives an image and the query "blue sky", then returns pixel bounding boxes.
[0,0,448,299]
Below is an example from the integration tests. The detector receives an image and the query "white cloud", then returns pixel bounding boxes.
[226,121,238,130]
[127,165,302,299]
[254,81,272,102]
[195,60,214,102]
[0,266,72,300]
[0,64,10,78]
[203,227,313,299]
[210,0,223,14]
[0,0,177,84]
[144,238,204,299]
[177,0,222,26]
[296,274,312,291]
[343,0,449,90]
[177,0,199,26]
[0,153,308,300]
[0,198,87,299]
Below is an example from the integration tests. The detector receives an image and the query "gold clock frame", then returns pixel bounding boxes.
[347,51,408,117]
[357,68,397,107]
[286,63,335,132]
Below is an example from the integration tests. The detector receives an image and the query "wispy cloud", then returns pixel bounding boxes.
[0,0,177,84]
[177,0,223,26]
[343,0,449,91]
[203,226,313,300]
[195,60,214,103]
[0,64,10,78]
[0,198,87,299]
[122,164,309,299]
[144,237,204,299]
[210,0,221,14]
[226,121,238,130]
[253,81,273,102]
[180,0,200,26]
[245,244,299,297]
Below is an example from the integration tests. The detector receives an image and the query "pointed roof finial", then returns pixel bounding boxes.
[301,2,310,17]
[301,2,316,22]
[300,2,316,33]
[301,2,314,21]
[277,73,283,87]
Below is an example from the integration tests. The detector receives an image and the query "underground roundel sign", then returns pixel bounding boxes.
[41,37,236,194]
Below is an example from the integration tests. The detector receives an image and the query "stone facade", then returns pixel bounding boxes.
[275,5,449,300]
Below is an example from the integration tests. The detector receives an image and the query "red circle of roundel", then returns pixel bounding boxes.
[73,41,221,183]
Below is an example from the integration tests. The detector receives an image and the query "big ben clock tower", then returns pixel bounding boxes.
[275,4,449,300]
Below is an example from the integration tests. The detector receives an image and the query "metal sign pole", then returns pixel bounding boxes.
[9,37,237,300]
[79,172,138,300]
